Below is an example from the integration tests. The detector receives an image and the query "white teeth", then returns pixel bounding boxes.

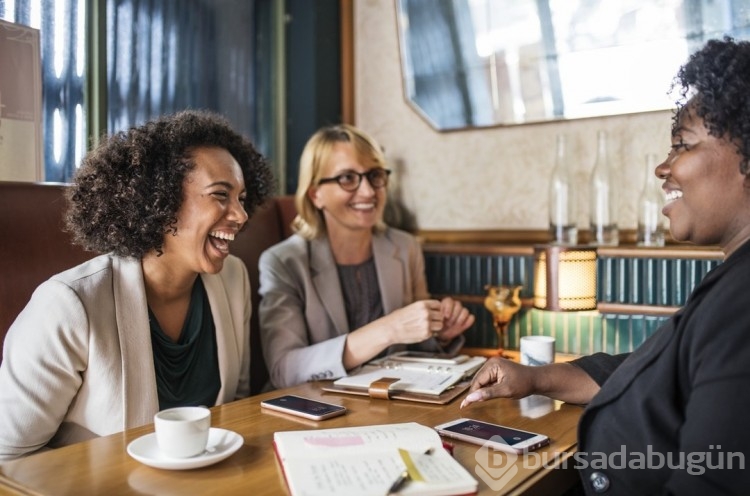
[665,190,683,202]
[210,231,235,241]
[351,203,375,210]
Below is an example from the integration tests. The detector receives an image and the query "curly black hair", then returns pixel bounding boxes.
[66,110,275,258]
[672,36,750,175]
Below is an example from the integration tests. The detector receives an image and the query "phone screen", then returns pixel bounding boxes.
[261,395,345,417]
[441,419,537,445]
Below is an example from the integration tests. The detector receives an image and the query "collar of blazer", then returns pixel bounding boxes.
[111,255,160,428]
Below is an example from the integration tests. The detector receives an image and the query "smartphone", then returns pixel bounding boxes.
[434,418,550,454]
[387,351,470,365]
[260,395,347,421]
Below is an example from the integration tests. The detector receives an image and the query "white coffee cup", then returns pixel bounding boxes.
[520,335,555,366]
[154,406,211,458]
[519,394,555,419]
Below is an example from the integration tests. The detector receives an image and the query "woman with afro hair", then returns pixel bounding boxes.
[0,110,273,460]
[463,37,750,494]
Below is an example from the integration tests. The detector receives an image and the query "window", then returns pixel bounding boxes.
[1,0,273,182]
[1,0,86,181]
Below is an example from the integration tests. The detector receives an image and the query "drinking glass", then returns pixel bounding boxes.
[483,284,522,356]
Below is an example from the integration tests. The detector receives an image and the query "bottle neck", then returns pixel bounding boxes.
[555,135,567,170]
[643,154,657,188]
[596,131,608,164]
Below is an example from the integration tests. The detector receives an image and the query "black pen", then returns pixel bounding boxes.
[387,448,434,495]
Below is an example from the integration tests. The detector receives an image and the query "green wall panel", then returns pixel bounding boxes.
[425,250,717,355]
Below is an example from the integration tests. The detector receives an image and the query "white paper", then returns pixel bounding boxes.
[333,355,486,395]
[274,423,477,496]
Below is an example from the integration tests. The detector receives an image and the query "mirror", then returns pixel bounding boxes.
[396,0,750,130]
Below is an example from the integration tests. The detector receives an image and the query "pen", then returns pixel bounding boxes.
[387,469,409,495]
[387,448,434,495]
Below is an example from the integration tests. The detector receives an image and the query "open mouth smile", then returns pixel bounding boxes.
[209,231,235,254]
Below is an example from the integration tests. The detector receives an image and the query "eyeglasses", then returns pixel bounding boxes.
[317,168,391,191]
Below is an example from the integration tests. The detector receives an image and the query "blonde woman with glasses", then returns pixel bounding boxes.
[259,124,475,389]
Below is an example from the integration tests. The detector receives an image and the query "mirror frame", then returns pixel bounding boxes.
[396,0,750,131]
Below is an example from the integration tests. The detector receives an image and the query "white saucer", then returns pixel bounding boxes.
[127,427,243,470]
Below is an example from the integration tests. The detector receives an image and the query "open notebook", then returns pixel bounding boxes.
[332,355,486,396]
[273,422,478,496]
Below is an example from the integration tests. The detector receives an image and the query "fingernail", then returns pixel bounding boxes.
[465,392,481,403]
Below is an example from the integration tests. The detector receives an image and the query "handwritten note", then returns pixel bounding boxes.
[274,423,478,496]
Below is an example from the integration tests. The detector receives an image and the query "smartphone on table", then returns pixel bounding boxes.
[434,418,549,454]
[387,350,470,365]
[260,395,347,421]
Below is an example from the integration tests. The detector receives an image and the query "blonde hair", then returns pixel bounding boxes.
[292,124,388,239]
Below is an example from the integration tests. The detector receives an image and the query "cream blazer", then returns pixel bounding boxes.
[259,228,462,389]
[0,254,251,461]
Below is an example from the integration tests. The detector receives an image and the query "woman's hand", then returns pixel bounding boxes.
[460,357,537,408]
[343,300,466,369]
[384,297,474,346]
[460,359,600,408]
[435,297,475,343]
[383,300,446,344]
[343,299,476,370]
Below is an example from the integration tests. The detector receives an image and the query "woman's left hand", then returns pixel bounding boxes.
[435,297,475,342]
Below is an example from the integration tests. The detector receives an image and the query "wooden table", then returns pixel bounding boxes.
[0,381,583,495]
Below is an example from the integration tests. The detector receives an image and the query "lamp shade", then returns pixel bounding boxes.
[533,245,597,311]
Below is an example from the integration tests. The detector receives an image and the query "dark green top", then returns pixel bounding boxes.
[149,277,220,410]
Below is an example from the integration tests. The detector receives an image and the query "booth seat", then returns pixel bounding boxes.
[0,181,296,395]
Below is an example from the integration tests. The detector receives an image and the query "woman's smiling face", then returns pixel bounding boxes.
[657,106,750,255]
[162,146,248,274]
[308,142,387,236]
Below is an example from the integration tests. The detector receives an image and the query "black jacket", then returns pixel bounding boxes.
[572,241,750,495]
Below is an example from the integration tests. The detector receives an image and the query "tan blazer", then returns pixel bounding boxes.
[259,228,459,389]
[0,254,251,461]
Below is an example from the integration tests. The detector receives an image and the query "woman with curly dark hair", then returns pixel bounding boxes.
[462,37,750,494]
[0,110,273,460]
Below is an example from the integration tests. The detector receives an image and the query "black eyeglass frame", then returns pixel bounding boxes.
[317,168,392,191]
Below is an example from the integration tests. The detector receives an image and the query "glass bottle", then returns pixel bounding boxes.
[637,153,665,246]
[589,130,619,245]
[548,134,578,245]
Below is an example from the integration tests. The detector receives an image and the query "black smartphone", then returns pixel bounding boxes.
[434,418,550,454]
[260,395,347,421]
